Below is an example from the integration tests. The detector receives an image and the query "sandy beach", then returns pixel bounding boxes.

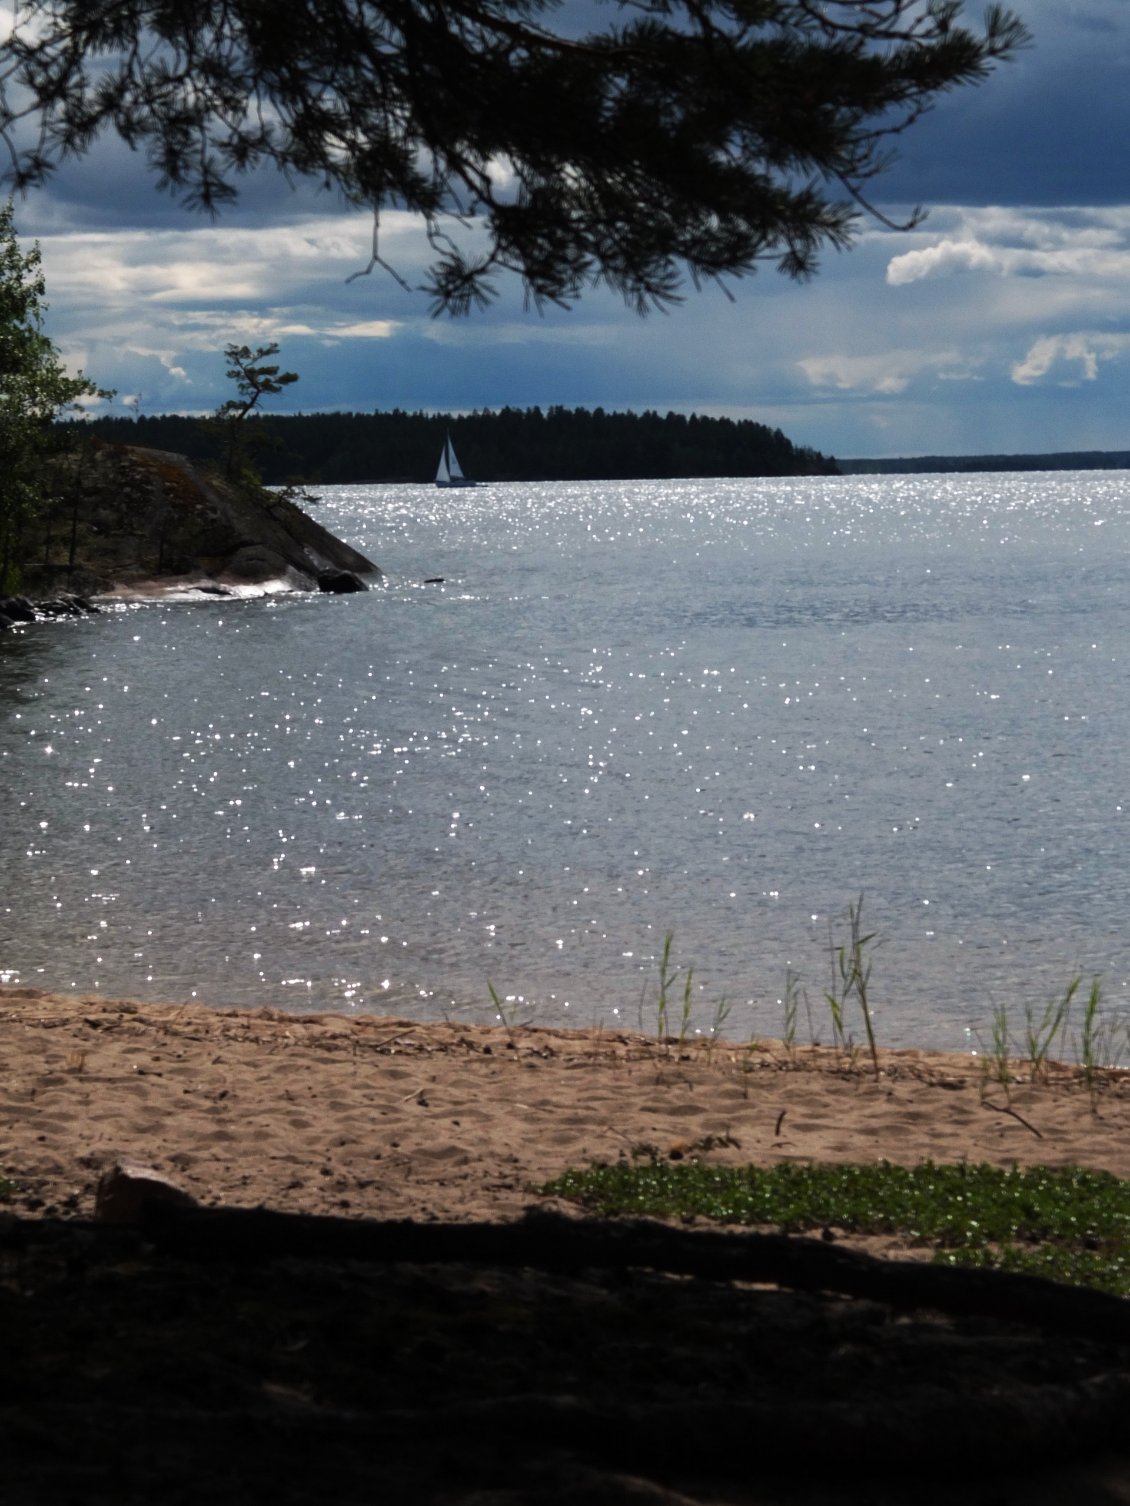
[5,985,1130,1225]
[6,985,1130,1506]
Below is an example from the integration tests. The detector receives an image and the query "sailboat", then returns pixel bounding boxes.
[434,431,477,488]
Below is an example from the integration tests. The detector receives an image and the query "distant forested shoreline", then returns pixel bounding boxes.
[61,407,839,484]
[840,451,1130,474]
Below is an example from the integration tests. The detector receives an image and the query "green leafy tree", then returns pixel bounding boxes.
[0,200,104,591]
[0,1,1026,313]
[211,342,299,481]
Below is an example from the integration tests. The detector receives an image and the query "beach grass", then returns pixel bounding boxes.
[543,1158,1130,1296]
[824,894,882,1077]
[609,903,1130,1094]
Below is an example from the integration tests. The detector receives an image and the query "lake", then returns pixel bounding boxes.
[2,469,1129,1054]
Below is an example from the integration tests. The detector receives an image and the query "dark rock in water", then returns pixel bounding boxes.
[0,592,103,629]
[37,595,93,617]
[318,569,367,594]
[0,596,36,623]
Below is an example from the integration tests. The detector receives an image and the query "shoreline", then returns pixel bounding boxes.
[8,985,1130,1503]
[4,984,1130,1229]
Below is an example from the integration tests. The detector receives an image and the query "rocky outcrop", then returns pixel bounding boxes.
[0,593,99,628]
[28,438,381,598]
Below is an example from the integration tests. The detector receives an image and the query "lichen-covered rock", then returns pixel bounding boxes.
[30,439,380,596]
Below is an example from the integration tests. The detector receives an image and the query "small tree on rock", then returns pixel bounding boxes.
[212,342,299,481]
[0,201,104,591]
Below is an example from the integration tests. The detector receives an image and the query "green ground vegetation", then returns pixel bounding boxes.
[543,1158,1130,1296]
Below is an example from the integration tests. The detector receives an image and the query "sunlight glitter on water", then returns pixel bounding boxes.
[2,471,1130,1050]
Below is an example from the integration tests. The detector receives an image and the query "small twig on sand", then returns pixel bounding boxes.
[371,1030,418,1052]
[982,1099,1043,1139]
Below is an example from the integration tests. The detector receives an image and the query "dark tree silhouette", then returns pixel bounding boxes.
[0,201,104,589]
[209,342,299,480]
[0,2,1025,312]
[68,405,841,483]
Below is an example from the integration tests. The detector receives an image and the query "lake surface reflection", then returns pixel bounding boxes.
[3,470,1129,1053]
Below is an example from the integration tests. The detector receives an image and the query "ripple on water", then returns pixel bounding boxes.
[2,471,1130,1052]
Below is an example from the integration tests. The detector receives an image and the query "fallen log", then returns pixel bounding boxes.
[142,1203,1130,1347]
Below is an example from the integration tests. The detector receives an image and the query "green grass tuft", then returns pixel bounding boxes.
[542,1159,1130,1296]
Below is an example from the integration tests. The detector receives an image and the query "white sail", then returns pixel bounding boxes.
[435,432,476,488]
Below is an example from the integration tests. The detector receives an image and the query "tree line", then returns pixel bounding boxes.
[65,407,839,485]
[839,452,1130,475]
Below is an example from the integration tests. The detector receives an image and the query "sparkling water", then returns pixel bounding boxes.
[2,470,1128,1052]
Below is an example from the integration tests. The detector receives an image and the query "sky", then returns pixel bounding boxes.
[10,0,1130,461]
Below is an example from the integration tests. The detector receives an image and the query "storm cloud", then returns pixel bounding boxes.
[10,0,1130,460]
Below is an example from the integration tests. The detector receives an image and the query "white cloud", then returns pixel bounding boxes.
[127,347,190,382]
[332,319,398,339]
[886,208,1130,286]
[888,238,1130,285]
[1011,332,1130,386]
[798,348,970,395]
[886,238,1001,284]
[34,214,430,308]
